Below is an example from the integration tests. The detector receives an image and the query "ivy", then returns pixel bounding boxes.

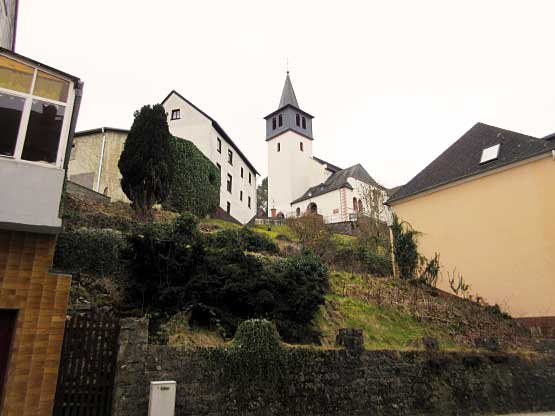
[164,136,220,218]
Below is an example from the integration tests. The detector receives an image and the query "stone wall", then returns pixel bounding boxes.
[113,319,555,416]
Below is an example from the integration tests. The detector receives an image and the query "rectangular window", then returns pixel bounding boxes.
[302,117,306,129]
[216,163,221,172]
[277,143,280,152]
[241,167,244,178]
[34,70,69,102]
[0,55,34,93]
[248,196,251,209]
[278,114,283,127]
[171,109,180,120]
[240,190,243,201]
[0,93,25,156]
[22,100,65,163]
[217,137,221,153]
[300,142,303,152]
[226,201,231,215]
[248,172,252,184]
[228,149,233,165]
[272,117,276,130]
[227,174,232,193]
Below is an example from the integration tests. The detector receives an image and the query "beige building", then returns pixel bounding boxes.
[388,123,555,318]
[68,127,130,202]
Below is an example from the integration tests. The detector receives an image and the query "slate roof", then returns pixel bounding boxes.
[387,122,555,204]
[162,90,259,175]
[313,156,342,173]
[279,72,299,109]
[291,163,382,205]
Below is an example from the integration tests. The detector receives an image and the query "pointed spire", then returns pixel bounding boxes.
[278,72,299,109]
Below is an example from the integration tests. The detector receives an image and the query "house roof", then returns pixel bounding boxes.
[162,90,259,175]
[387,122,555,204]
[312,156,342,173]
[291,163,382,205]
[279,72,299,109]
[74,127,129,137]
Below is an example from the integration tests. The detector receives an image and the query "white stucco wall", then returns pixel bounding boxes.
[267,130,331,215]
[0,158,64,232]
[163,93,257,224]
[349,178,393,224]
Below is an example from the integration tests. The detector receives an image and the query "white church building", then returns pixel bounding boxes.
[265,73,392,224]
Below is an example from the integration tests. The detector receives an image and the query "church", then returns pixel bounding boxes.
[265,73,392,225]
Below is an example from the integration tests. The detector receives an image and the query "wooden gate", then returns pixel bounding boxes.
[53,313,120,416]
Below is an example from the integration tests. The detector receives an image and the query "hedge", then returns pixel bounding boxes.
[164,136,220,217]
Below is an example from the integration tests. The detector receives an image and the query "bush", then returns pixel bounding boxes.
[207,227,278,253]
[333,242,392,277]
[54,229,127,276]
[164,137,220,217]
[285,214,335,260]
[391,214,419,279]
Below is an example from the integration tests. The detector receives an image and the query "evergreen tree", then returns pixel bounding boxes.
[119,104,174,215]
[256,177,268,215]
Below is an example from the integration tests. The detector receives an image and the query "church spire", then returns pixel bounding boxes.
[278,72,299,109]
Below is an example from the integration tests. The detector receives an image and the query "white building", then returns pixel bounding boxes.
[162,91,259,224]
[265,73,391,224]
[0,0,18,51]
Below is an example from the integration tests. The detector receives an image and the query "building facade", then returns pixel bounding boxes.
[388,123,555,318]
[0,0,18,51]
[68,127,130,203]
[162,91,258,224]
[0,48,83,415]
[266,73,391,224]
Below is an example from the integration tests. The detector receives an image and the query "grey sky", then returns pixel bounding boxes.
[17,0,555,187]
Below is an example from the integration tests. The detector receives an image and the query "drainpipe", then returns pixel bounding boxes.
[96,127,106,193]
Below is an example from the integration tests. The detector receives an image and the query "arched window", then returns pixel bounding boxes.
[302,117,306,129]
[300,142,303,152]
[272,117,276,129]
[278,114,283,127]
[358,200,363,212]
[308,202,318,214]
[277,212,285,219]
[353,197,357,211]
[296,113,300,126]
[296,207,301,217]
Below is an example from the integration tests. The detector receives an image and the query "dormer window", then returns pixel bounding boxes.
[296,113,300,126]
[0,54,74,165]
[480,144,500,164]
[302,117,306,129]
[272,117,277,130]
[171,109,180,120]
[278,114,283,127]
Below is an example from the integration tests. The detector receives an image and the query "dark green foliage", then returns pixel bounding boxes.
[54,229,127,275]
[164,137,220,217]
[123,216,328,342]
[419,253,441,287]
[391,214,419,279]
[206,227,278,253]
[119,104,174,214]
[256,177,268,215]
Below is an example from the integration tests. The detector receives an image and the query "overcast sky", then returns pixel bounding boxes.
[17,0,555,187]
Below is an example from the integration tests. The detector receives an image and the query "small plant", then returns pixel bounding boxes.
[418,253,440,287]
[447,268,470,298]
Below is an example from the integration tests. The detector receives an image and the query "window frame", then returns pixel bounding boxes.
[217,137,222,153]
[248,172,252,185]
[241,167,244,178]
[171,109,181,120]
[302,116,306,129]
[240,190,243,201]
[277,143,280,152]
[227,173,233,193]
[248,196,251,209]
[300,142,303,152]
[296,113,300,126]
[0,52,76,168]
[272,117,277,130]
[278,114,283,127]
[227,149,233,165]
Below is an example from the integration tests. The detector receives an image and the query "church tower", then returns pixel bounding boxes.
[265,72,315,217]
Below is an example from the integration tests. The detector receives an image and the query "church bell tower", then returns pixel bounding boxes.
[265,72,315,217]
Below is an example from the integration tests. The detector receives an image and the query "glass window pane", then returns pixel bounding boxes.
[0,55,34,93]
[0,93,25,157]
[33,70,69,102]
[22,99,65,163]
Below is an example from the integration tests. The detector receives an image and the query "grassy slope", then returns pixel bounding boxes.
[315,272,453,350]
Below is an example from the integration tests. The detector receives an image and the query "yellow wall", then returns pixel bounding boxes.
[391,155,555,317]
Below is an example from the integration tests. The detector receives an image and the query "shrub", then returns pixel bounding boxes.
[119,104,174,215]
[164,137,220,217]
[391,214,419,279]
[333,242,392,277]
[54,229,127,276]
[285,214,335,259]
[207,227,278,253]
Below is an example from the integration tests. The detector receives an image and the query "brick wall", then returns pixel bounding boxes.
[113,318,555,416]
[0,230,71,416]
